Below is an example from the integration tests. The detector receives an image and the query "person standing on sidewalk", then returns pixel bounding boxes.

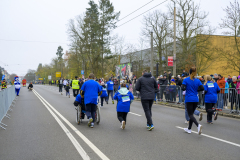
[182,67,204,135]
[135,69,158,131]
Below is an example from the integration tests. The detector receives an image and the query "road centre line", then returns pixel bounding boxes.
[33,90,90,160]
[33,89,110,160]
[176,126,240,148]
[129,112,142,116]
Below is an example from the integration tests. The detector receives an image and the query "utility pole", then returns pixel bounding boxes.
[173,1,177,77]
[150,31,153,74]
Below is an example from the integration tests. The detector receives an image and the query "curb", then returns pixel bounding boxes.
[134,99,240,120]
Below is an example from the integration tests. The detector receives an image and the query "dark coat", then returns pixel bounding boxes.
[135,73,158,100]
[168,73,172,82]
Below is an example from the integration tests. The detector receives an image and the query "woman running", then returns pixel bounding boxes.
[182,67,204,135]
[204,75,220,124]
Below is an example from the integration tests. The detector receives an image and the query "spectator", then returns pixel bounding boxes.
[229,76,237,113]
[159,75,168,101]
[227,75,232,84]
[182,70,188,77]
[224,81,229,109]
[168,71,172,83]
[165,83,170,102]
[176,76,183,104]
[213,73,218,82]
[163,71,167,77]
[169,79,177,102]
[217,74,225,111]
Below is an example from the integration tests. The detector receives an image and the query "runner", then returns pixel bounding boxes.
[80,73,102,128]
[204,75,220,124]
[58,78,63,95]
[65,82,70,98]
[100,82,108,107]
[106,78,114,104]
[114,83,134,130]
[71,76,80,97]
[135,69,158,131]
[182,67,204,135]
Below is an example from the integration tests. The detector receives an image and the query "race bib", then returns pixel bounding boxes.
[110,82,113,84]
[102,88,106,91]
[207,83,214,88]
[122,96,130,102]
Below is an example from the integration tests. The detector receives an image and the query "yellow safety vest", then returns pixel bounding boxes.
[1,82,7,89]
[72,80,79,89]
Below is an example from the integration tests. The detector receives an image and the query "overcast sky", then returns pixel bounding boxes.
[0,0,230,76]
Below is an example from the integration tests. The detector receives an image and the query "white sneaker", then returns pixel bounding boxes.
[122,121,125,129]
[185,121,189,124]
[198,124,202,135]
[184,128,191,134]
[199,113,203,121]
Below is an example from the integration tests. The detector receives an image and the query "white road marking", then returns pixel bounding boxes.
[176,126,240,148]
[33,90,90,160]
[129,112,142,116]
[33,90,110,160]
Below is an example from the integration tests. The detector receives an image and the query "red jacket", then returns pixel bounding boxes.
[217,77,225,94]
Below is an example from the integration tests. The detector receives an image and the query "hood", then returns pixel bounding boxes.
[118,87,129,95]
[143,73,152,78]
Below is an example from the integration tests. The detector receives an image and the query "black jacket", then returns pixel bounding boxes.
[176,78,182,86]
[135,73,158,100]
[168,73,172,82]
[28,84,33,89]
[158,78,168,86]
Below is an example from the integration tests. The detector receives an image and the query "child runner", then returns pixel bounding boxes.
[114,83,134,129]
[100,82,108,107]
[65,82,70,98]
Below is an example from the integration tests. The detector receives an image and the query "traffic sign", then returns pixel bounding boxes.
[48,75,52,80]
[168,56,173,66]
[39,78,43,80]
[56,72,61,78]
[81,70,84,75]
[2,75,5,80]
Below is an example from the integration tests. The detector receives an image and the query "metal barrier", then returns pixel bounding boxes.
[0,86,16,129]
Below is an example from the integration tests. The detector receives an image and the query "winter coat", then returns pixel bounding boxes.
[158,78,168,86]
[169,83,176,92]
[237,81,240,94]
[225,82,229,93]
[114,87,134,112]
[164,86,170,94]
[168,73,172,82]
[217,77,225,94]
[100,85,108,97]
[135,73,158,100]
[227,78,232,84]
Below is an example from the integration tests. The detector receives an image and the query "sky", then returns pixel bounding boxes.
[0,0,230,76]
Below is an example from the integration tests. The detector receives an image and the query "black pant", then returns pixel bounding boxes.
[73,89,79,97]
[141,99,154,125]
[85,103,97,122]
[160,87,166,100]
[117,112,128,123]
[205,103,216,122]
[59,84,63,92]
[186,102,199,130]
[224,93,228,106]
[101,97,107,106]
[107,90,113,101]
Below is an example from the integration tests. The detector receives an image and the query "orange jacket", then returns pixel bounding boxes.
[217,77,225,93]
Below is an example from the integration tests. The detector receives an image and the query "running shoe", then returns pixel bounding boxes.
[148,124,154,131]
[90,123,94,128]
[199,113,203,121]
[197,124,202,135]
[184,128,191,134]
[112,100,114,104]
[88,118,93,127]
[106,101,108,104]
[207,121,213,124]
[147,124,150,128]
[122,121,126,129]
[214,112,218,121]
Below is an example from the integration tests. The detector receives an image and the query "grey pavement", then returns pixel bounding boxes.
[0,84,240,160]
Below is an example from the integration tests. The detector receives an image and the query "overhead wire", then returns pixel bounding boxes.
[116,0,169,28]
[118,0,154,22]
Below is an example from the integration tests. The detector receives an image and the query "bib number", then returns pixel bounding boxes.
[122,96,130,102]
[207,83,214,88]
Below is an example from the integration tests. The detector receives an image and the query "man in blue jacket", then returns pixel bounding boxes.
[81,73,102,128]
[107,78,114,104]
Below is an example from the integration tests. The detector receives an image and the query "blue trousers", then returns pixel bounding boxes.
[15,88,20,96]
[85,103,97,122]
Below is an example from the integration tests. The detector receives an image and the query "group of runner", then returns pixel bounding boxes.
[54,66,221,135]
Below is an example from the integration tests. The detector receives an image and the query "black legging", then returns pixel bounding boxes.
[117,112,128,123]
[186,102,199,130]
[205,103,216,122]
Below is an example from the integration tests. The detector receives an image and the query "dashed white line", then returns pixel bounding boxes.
[176,126,240,148]
[129,112,142,116]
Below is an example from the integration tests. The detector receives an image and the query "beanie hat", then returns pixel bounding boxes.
[171,79,175,82]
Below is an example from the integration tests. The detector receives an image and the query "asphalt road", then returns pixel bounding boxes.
[0,84,240,160]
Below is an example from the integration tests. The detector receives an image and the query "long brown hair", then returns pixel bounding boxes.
[190,67,197,80]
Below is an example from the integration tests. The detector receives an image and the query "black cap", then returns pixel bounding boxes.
[75,76,78,78]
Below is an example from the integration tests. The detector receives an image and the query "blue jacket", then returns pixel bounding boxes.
[114,88,134,112]
[169,85,176,92]
[118,84,129,90]
[225,82,229,93]
[75,94,82,103]
[100,85,108,97]
[81,79,102,105]
[204,81,220,103]
[106,80,114,90]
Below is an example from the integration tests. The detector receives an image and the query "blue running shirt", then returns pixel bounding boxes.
[182,77,202,103]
